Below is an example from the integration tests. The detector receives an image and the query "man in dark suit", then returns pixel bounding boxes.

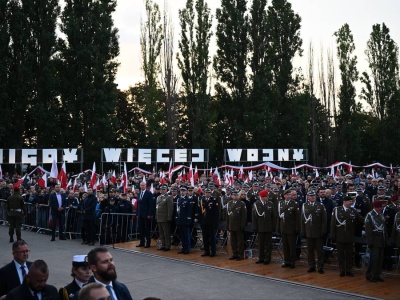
[5,259,60,300]
[81,188,98,246]
[136,182,155,248]
[73,247,132,300]
[0,240,32,297]
[59,255,92,300]
[49,184,67,241]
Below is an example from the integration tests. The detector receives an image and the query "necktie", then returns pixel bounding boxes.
[106,285,116,300]
[20,265,26,279]
[33,291,39,300]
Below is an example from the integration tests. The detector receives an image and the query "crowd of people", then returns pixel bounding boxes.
[1,168,400,285]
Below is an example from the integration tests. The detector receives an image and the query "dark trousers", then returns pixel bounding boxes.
[230,230,244,258]
[337,242,353,272]
[51,212,65,239]
[8,215,22,239]
[306,237,324,269]
[178,225,190,253]
[366,246,384,279]
[282,233,297,266]
[202,225,216,255]
[138,217,151,246]
[258,232,272,262]
[83,219,96,243]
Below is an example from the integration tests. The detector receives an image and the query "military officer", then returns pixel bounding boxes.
[267,185,280,216]
[248,183,260,205]
[6,187,25,243]
[176,186,193,254]
[252,189,275,264]
[156,184,173,251]
[382,197,398,270]
[59,255,92,300]
[365,200,387,282]
[187,186,199,249]
[277,189,300,268]
[198,188,219,257]
[391,208,400,249]
[301,190,327,274]
[330,196,364,277]
[226,190,247,261]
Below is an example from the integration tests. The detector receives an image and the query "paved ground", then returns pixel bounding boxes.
[0,226,377,300]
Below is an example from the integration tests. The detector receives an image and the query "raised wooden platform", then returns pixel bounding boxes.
[115,239,399,300]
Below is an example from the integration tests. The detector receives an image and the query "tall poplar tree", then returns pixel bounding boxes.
[177,0,214,148]
[0,0,9,146]
[214,0,249,148]
[58,0,119,164]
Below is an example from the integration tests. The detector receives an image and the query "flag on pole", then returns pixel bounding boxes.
[13,175,27,189]
[111,170,117,184]
[188,163,194,187]
[168,159,173,182]
[58,162,67,189]
[123,162,128,192]
[90,162,97,188]
[50,159,58,179]
[390,164,393,175]
[194,166,199,184]
[38,173,47,189]
[0,164,2,180]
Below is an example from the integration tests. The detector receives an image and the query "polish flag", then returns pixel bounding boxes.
[102,174,107,187]
[238,165,244,180]
[38,173,47,189]
[66,179,72,189]
[58,162,67,189]
[122,162,128,192]
[110,170,117,184]
[209,167,213,177]
[50,159,58,179]
[182,169,187,183]
[194,166,199,184]
[188,163,194,187]
[168,159,173,182]
[390,164,393,175]
[160,171,166,184]
[14,175,26,189]
[90,162,97,188]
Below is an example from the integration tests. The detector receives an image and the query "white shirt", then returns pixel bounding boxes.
[13,260,28,284]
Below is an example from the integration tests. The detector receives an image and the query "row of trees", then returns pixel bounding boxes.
[0,0,399,170]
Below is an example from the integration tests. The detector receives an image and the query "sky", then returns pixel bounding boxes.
[113,0,400,92]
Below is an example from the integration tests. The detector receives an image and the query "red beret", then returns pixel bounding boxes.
[373,200,383,208]
[259,190,268,198]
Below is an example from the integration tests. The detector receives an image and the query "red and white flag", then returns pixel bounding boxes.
[111,170,117,184]
[188,163,194,187]
[168,159,173,182]
[182,168,187,183]
[390,164,393,175]
[14,175,26,189]
[122,162,128,192]
[90,162,97,188]
[194,166,199,184]
[160,171,166,184]
[66,179,72,189]
[38,173,47,189]
[238,165,244,180]
[58,162,67,189]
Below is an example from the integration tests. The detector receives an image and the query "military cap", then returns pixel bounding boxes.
[384,179,391,184]
[252,182,259,187]
[283,189,292,195]
[226,186,234,192]
[232,189,239,195]
[243,183,251,188]
[343,196,353,202]
[208,182,216,187]
[204,188,211,193]
[265,183,272,188]
[373,200,383,208]
[272,187,279,192]
[72,255,89,267]
[377,185,386,190]
[159,184,168,189]
[356,187,363,192]
[180,185,187,191]
[188,186,194,191]
[171,186,178,191]
[307,190,316,196]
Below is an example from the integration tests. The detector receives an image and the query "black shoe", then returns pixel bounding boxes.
[59,237,67,240]
[318,268,324,274]
[375,277,384,282]
[201,253,210,257]
[339,271,345,277]
[88,242,95,246]
[264,259,271,265]
[210,253,216,257]
[236,257,243,261]
[289,264,295,269]
[255,260,264,264]
[163,248,170,251]
[136,244,145,247]
[144,245,150,248]
[366,277,378,282]
[281,263,289,268]
[81,241,88,244]
[346,271,354,277]
[229,256,238,260]
[9,237,14,243]
[307,267,316,273]
[50,238,55,241]
[178,250,185,254]
[158,247,166,251]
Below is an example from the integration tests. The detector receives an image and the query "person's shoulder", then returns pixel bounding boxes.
[0,261,15,273]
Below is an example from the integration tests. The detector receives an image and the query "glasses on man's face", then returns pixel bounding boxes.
[14,250,30,254]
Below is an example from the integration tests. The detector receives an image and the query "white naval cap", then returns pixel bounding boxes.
[72,255,88,267]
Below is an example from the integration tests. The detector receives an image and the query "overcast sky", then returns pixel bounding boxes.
[113,0,400,92]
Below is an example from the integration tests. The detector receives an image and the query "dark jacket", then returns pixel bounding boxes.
[0,260,32,297]
[137,189,155,218]
[5,280,60,300]
[49,192,67,215]
[81,194,98,220]
[59,279,80,300]
[73,276,132,300]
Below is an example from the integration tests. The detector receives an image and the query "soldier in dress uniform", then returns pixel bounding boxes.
[176,186,193,254]
[382,197,398,270]
[277,189,300,268]
[248,183,260,205]
[6,187,25,243]
[199,188,219,257]
[365,200,387,282]
[267,186,279,216]
[156,184,173,251]
[353,187,369,267]
[252,190,275,264]
[301,190,327,274]
[226,190,247,261]
[187,186,199,250]
[59,255,92,300]
[330,196,364,277]
[170,186,180,246]
[391,208,400,250]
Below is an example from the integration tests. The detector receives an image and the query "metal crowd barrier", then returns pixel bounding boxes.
[98,213,137,245]
[0,199,8,225]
